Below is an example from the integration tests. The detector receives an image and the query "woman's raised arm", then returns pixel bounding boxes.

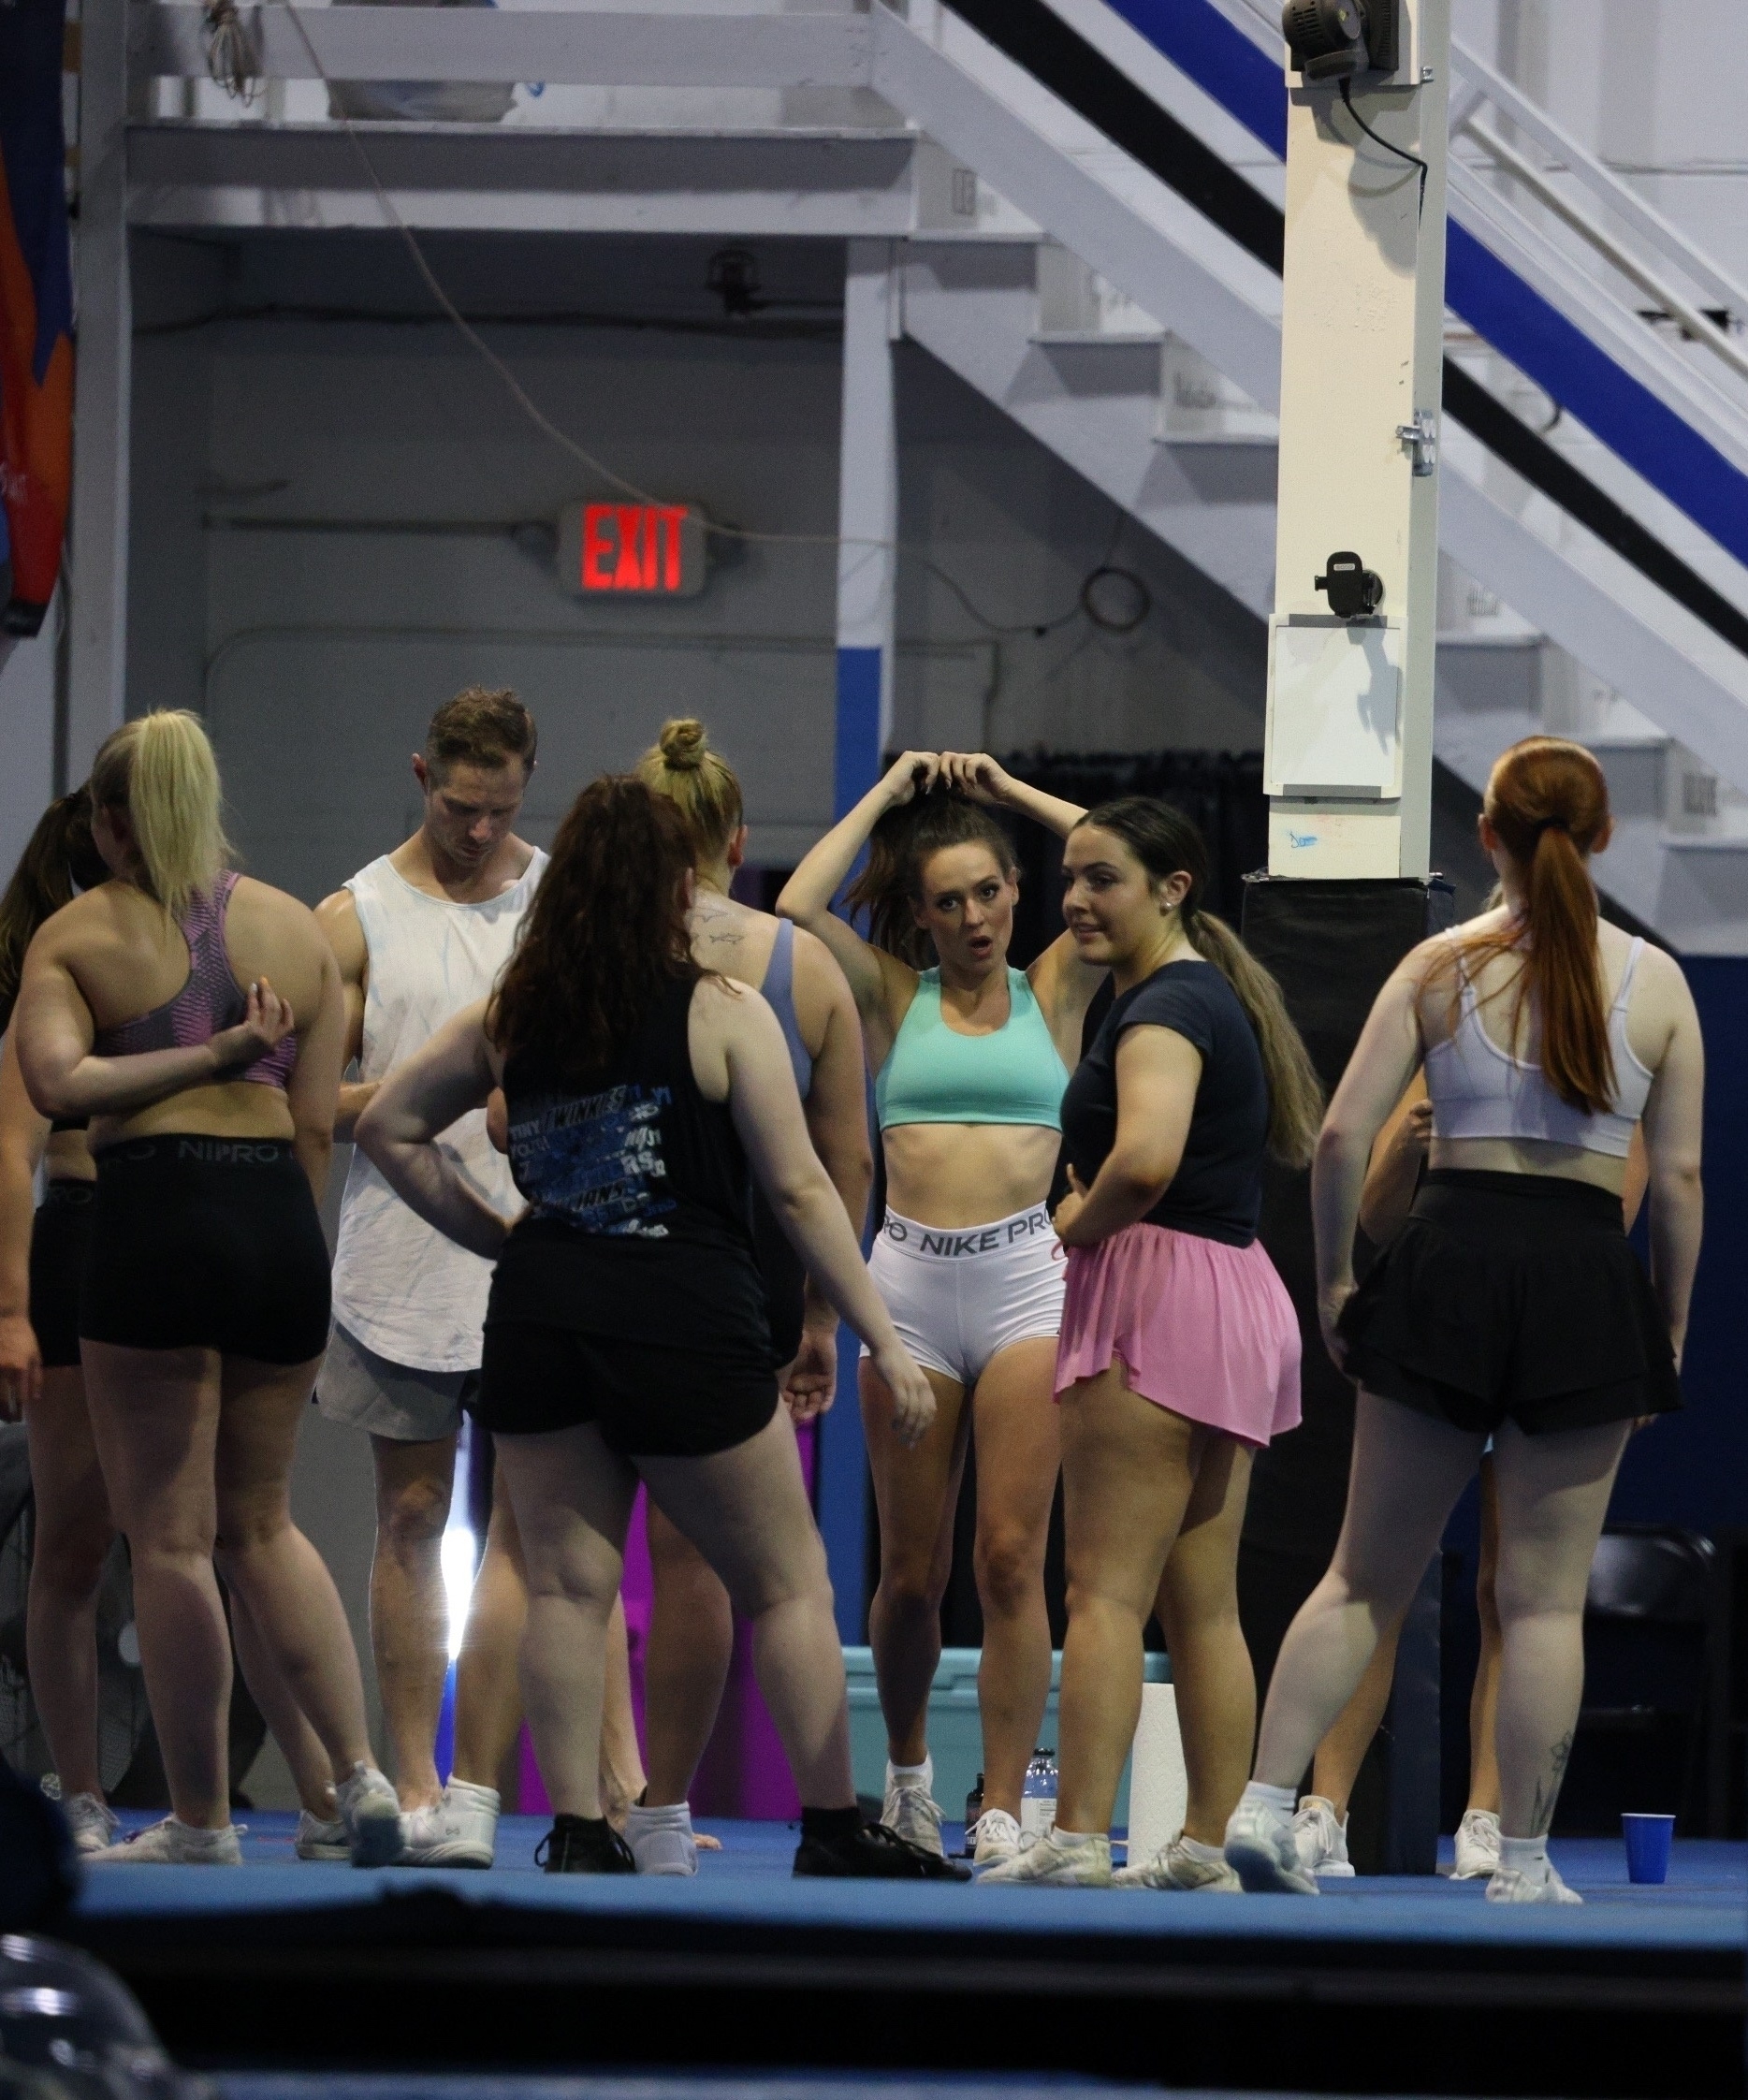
[777,751,937,1026]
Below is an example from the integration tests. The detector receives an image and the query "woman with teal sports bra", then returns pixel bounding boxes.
[779,751,1104,1864]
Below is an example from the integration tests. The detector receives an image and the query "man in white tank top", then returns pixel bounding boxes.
[314,688,546,1861]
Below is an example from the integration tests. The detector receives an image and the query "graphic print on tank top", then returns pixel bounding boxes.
[507,1079,679,1238]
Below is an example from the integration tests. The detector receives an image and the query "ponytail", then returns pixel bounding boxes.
[1458,736,1614,1116]
[843,790,1017,970]
[1077,796,1324,1168]
[89,711,229,922]
[1185,908,1325,1169]
[0,788,108,1031]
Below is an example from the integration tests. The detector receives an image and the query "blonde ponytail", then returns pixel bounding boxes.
[89,711,229,921]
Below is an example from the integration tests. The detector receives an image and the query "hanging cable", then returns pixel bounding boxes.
[275,2,1116,643]
[1337,80,1428,218]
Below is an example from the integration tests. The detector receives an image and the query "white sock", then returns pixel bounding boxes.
[1047,1826,1097,1847]
[631,1800,692,1828]
[1242,1781,1297,1814]
[445,1778,500,1810]
[886,1757,933,1792]
[1499,1834,1549,1873]
[1176,1833,1226,1865]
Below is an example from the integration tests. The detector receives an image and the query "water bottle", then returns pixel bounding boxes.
[1020,1747,1058,1840]
[962,1772,983,1857]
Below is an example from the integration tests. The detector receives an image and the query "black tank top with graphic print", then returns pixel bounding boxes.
[487,974,773,1367]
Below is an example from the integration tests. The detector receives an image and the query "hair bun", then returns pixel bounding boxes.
[659,719,707,771]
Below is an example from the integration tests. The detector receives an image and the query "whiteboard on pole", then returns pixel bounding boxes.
[1265,616,1404,800]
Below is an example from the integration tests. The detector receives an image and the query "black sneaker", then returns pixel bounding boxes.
[794,1818,973,1881]
[535,1816,635,1874]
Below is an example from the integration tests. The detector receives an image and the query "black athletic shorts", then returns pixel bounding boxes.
[30,1180,94,1370]
[477,1320,779,1456]
[80,1136,331,1365]
[1338,1168,1682,1436]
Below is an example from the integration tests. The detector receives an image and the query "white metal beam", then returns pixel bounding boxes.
[132,3,873,89]
[127,123,920,236]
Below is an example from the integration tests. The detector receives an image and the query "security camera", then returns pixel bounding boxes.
[1281,0,1399,81]
[1315,551,1384,620]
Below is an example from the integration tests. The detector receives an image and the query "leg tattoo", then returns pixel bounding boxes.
[1529,1729,1574,1837]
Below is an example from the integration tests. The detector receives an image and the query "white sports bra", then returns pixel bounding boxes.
[1424,934,1653,1159]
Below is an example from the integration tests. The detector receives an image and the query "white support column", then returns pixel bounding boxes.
[819,235,899,1645]
[1264,0,1450,879]
[0,597,61,878]
[832,239,899,819]
[66,0,133,777]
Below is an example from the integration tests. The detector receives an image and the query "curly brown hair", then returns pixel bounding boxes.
[0,788,110,1031]
[488,776,697,1083]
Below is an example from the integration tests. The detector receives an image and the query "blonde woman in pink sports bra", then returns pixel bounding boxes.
[1226,736,1704,1905]
[13,711,401,1868]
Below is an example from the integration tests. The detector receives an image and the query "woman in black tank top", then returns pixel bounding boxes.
[359,776,964,1880]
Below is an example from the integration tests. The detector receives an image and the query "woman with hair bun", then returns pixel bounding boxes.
[13,711,401,1866]
[779,751,1104,1863]
[625,717,872,1872]
[983,796,1320,1888]
[1226,736,1704,1904]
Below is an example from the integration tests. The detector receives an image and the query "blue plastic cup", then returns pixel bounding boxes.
[1622,1813,1675,1885]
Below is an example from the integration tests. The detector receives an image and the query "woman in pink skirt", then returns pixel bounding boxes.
[983,798,1322,1889]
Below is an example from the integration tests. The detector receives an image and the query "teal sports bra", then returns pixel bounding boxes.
[875,968,1071,1132]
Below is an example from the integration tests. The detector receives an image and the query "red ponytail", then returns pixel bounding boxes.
[1460,737,1614,1115]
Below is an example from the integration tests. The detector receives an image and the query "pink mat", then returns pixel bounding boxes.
[518,1420,817,1818]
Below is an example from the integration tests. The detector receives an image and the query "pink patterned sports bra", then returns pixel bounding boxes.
[92,870,298,1090]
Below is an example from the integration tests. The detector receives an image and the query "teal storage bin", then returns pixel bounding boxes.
[843,1645,1170,1830]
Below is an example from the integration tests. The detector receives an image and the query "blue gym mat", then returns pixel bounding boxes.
[70,1813,1747,1956]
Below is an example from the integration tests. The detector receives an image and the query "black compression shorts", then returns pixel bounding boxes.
[30,1180,94,1370]
[81,1136,331,1365]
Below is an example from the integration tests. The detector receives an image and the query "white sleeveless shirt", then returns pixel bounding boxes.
[330,848,548,1371]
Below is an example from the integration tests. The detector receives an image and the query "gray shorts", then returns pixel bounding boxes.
[315,1321,481,1444]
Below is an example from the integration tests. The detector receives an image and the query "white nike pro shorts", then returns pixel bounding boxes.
[862,1203,1067,1389]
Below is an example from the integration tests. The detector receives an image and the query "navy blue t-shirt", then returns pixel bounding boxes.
[1060,959,1269,1247]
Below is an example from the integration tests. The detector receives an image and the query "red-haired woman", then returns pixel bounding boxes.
[1226,737,1704,1904]
[359,777,961,1877]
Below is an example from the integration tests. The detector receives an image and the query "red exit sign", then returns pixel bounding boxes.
[558,502,707,598]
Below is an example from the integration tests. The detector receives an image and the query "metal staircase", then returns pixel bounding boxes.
[126,0,1748,945]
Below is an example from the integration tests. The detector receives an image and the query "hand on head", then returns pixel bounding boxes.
[936,752,1014,807]
[881,752,940,808]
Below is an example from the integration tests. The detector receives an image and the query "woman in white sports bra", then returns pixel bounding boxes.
[1225,736,1704,1905]
[779,751,1105,1863]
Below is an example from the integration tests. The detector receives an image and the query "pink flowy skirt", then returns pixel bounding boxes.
[1056,1220,1302,1448]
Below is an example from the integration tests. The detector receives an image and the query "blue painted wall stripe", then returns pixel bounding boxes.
[818,642,886,1641]
[1098,0,1748,574]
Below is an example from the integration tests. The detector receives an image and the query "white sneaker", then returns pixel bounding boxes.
[1292,1796,1355,1879]
[1114,1830,1242,1891]
[970,1808,1023,1866]
[1224,1792,1319,1894]
[881,1774,946,1859]
[623,1801,699,1876]
[979,1827,1112,1887]
[60,1792,119,1857]
[1451,1807,1503,1880]
[90,1816,242,1865]
[400,1778,499,1869]
[335,1762,403,1867]
[295,1810,349,1861]
[1486,1859,1581,1905]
